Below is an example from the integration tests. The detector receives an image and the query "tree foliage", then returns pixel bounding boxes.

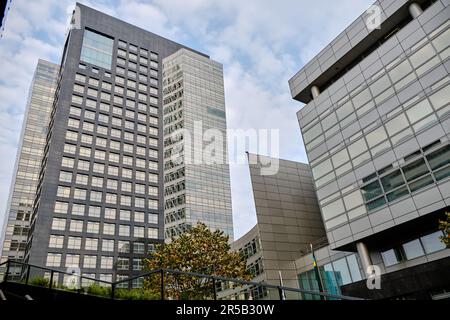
[143,223,251,299]
[439,212,450,248]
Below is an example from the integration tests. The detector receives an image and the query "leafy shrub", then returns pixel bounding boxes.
[114,288,159,300]
[29,276,50,287]
[86,284,111,297]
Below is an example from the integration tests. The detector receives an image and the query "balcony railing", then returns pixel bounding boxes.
[0,259,364,300]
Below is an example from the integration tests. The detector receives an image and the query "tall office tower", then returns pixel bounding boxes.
[163,49,233,241]
[0,60,59,279]
[23,3,212,286]
[289,0,450,299]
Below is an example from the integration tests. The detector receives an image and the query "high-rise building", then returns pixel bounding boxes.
[19,3,230,286]
[289,0,450,299]
[0,60,59,279]
[162,49,233,240]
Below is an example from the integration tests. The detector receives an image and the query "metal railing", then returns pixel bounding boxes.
[0,260,365,300]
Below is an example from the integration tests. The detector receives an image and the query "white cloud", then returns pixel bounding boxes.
[0,0,374,240]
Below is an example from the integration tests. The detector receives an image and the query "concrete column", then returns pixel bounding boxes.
[311,85,320,99]
[409,3,423,19]
[356,242,372,273]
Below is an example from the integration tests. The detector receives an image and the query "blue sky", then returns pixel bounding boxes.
[0,0,374,239]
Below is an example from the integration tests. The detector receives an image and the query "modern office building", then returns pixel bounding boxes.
[19,3,226,286]
[289,0,450,299]
[0,60,59,279]
[223,154,326,299]
[162,49,233,240]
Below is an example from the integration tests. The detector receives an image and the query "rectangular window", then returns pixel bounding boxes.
[427,145,450,170]
[64,144,76,154]
[148,214,158,224]
[103,223,115,236]
[87,221,100,234]
[71,95,83,104]
[83,255,97,269]
[361,181,383,202]
[380,170,405,192]
[117,258,129,271]
[46,253,62,267]
[49,235,64,248]
[381,248,402,267]
[70,107,81,117]
[420,231,445,254]
[148,199,158,210]
[100,256,113,269]
[70,220,83,233]
[133,259,143,271]
[85,238,98,251]
[107,179,118,190]
[118,241,130,253]
[74,188,87,200]
[148,227,158,239]
[104,208,116,220]
[402,239,425,260]
[134,211,145,223]
[81,134,93,144]
[67,236,82,249]
[331,258,352,285]
[409,174,434,192]
[135,197,145,208]
[61,157,75,168]
[75,73,86,82]
[119,225,130,237]
[402,159,430,182]
[120,210,131,221]
[54,202,69,214]
[78,160,90,171]
[134,226,145,238]
[71,204,85,216]
[102,239,114,252]
[88,206,101,218]
[133,242,144,254]
[59,171,72,183]
[57,186,71,198]
[105,193,117,204]
[80,29,114,69]
[386,186,409,202]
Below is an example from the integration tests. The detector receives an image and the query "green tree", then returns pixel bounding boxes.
[439,212,450,248]
[143,223,251,300]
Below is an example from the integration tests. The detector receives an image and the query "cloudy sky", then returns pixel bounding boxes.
[0,0,374,239]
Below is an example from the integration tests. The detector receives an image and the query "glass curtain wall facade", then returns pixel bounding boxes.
[162,48,233,240]
[0,60,59,279]
[22,3,210,286]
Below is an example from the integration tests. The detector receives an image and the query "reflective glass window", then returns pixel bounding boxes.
[361,181,383,202]
[80,30,114,69]
[420,231,445,254]
[402,239,425,260]
[426,145,450,170]
[402,159,429,181]
[380,170,404,192]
